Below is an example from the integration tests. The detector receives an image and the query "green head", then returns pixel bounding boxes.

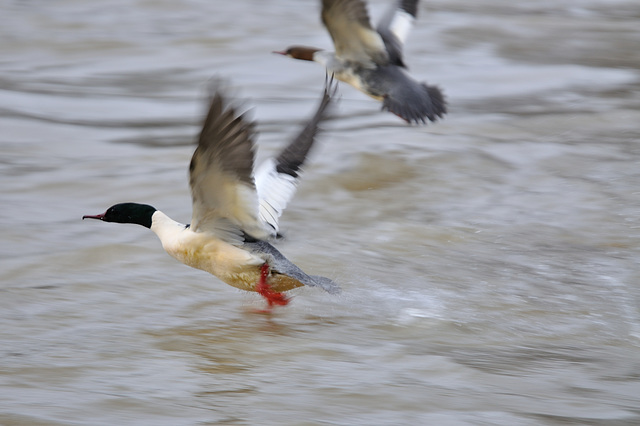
[83,203,157,228]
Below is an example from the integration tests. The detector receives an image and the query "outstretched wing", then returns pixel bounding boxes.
[376,0,419,67]
[189,83,269,241]
[322,0,389,67]
[254,77,338,234]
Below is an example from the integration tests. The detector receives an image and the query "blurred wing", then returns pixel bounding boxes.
[255,77,337,233]
[321,0,388,66]
[376,0,419,66]
[189,86,268,241]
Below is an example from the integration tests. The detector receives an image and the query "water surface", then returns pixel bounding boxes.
[1,0,640,424]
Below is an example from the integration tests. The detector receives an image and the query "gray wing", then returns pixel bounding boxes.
[189,84,269,240]
[376,0,419,67]
[254,77,337,234]
[245,240,341,294]
[321,0,389,66]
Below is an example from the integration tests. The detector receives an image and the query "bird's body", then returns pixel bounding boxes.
[84,78,340,308]
[150,211,265,292]
[151,211,315,293]
[276,0,446,124]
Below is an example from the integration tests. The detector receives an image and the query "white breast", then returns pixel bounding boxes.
[150,211,264,282]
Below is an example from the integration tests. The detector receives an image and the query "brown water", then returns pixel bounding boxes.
[1,0,640,424]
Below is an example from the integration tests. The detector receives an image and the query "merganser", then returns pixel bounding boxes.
[83,78,340,310]
[275,0,446,125]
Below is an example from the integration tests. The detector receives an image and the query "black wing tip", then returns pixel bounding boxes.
[203,77,255,121]
[274,75,339,178]
[193,77,257,188]
[399,0,419,18]
[324,72,340,101]
[315,72,339,124]
[204,76,231,107]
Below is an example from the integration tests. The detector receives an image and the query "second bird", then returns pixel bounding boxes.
[276,0,447,125]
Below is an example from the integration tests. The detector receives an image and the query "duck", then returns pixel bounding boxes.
[275,0,446,125]
[83,78,340,310]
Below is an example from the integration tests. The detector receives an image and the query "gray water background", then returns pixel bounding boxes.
[1,0,640,424]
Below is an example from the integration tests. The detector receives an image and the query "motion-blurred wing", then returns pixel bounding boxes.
[189,85,268,241]
[376,0,419,66]
[255,77,337,233]
[322,0,389,66]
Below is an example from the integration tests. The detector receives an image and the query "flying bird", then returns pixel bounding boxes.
[275,0,446,124]
[84,78,340,310]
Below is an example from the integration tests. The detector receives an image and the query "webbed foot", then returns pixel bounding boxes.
[255,263,289,311]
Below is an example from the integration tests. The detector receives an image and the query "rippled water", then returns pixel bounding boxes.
[2,0,640,424]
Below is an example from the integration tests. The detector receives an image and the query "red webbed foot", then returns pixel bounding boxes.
[256,263,290,311]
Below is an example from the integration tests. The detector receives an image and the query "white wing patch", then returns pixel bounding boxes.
[254,158,299,234]
[389,10,415,47]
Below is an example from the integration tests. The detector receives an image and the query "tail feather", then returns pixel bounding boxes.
[383,82,447,124]
[245,240,341,294]
[308,275,341,294]
[425,84,447,119]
